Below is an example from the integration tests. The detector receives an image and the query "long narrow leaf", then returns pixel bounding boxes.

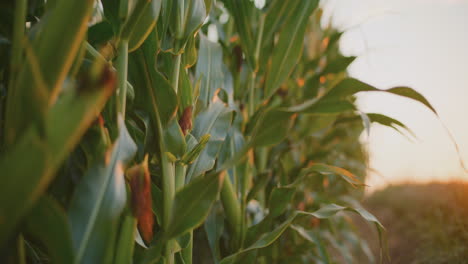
[186,101,232,181]
[25,196,74,264]
[164,172,225,240]
[68,117,137,264]
[220,204,383,264]
[4,0,95,144]
[264,0,319,99]
[0,67,115,245]
[128,30,178,126]
[323,78,437,114]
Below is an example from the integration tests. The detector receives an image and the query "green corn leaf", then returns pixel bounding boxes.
[128,30,178,127]
[167,0,208,53]
[290,225,331,264]
[186,101,232,181]
[321,55,357,75]
[114,210,137,264]
[0,67,115,246]
[222,0,257,69]
[217,108,286,171]
[308,100,356,114]
[151,184,164,227]
[248,108,294,147]
[178,64,195,111]
[262,0,296,50]
[336,112,416,138]
[196,34,225,107]
[174,232,192,261]
[182,34,198,68]
[139,235,165,264]
[181,134,211,165]
[68,117,137,264]
[219,176,242,246]
[216,111,243,158]
[159,0,173,36]
[340,230,375,263]
[175,232,192,251]
[325,31,344,53]
[298,115,338,135]
[182,0,207,40]
[264,0,319,99]
[220,212,297,264]
[128,0,163,52]
[367,113,417,138]
[4,0,95,145]
[293,163,364,187]
[286,77,437,118]
[246,172,271,202]
[24,196,74,264]
[322,231,353,264]
[121,1,149,40]
[164,172,224,239]
[285,99,356,115]
[204,204,224,264]
[322,78,437,114]
[268,187,296,218]
[164,119,187,158]
[307,204,347,218]
[126,111,152,160]
[216,124,248,198]
[220,204,383,264]
[217,125,246,170]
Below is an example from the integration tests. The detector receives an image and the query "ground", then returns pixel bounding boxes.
[356,182,468,264]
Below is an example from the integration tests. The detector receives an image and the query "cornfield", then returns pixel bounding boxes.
[0,1,438,263]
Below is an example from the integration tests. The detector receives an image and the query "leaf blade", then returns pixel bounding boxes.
[264,0,319,99]
[165,172,225,239]
[68,118,137,264]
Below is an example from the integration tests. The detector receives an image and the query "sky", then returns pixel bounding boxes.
[321,0,468,189]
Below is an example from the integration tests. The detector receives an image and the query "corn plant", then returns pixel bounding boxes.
[0,0,438,263]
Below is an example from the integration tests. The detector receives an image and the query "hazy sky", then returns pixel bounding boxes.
[321,0,468,189]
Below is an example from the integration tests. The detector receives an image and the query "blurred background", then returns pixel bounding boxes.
[316,1,468,261]
[321,0,468,191]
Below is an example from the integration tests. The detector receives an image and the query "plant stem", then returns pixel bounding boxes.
[115,211,137,264]
[3,0,26,147]
[257,147,268,173]
[243,14,267,248]
[164,44,184,264]
[116,40,129,117]
[172,54,182,93]
[254,16,265,67]
[7,0,26,92]
[162,158,175,264]
[176,0,186,39]
[175,163,187,191]
[182,231,193,264]
[248,73,256,117]
[247,15,265,117]
[239,160,250,249]
[17,234,26,264]
[147,78,175,264]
